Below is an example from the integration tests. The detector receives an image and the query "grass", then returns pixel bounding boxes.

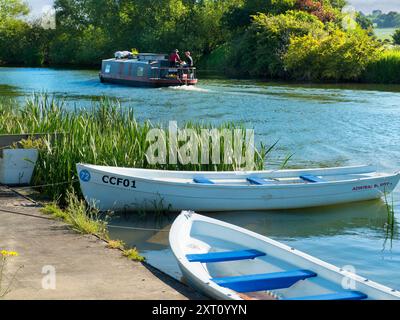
[123,248,145,262]
[107,240,125,250]
[42,192,145,261]
[0,94,269,204]
[41,190,109,239]
[364,48,400,84]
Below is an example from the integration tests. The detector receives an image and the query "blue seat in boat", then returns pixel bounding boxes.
[187,249,266,263]
[247,177,271,185]
[193,177,215,185]
[300,174,325,183]
[286,291,368,301]
[213,269,317,293]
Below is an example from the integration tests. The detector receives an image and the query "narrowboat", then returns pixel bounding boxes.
[99,53,198,87]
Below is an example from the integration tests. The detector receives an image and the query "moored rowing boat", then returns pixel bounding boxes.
[76,164,400,212]
[169,212,400,300]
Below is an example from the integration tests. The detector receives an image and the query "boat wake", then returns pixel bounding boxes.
[167,85,210,93]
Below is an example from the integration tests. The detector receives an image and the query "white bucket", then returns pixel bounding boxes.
[0,149,39,185]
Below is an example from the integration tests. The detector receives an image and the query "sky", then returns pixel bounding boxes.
[27,0,53,17]
[26,0,400,16]
[348,0,400,13]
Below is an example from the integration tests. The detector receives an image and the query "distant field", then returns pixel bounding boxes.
[374,28,397,41]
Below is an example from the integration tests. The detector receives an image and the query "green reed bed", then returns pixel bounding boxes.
[0,94,268,203]
[383,192,398,250]
[364,48,400,84]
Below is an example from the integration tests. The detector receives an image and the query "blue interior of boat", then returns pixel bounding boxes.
[193,177,215,184]
[212,269,317,293]
[300,175,326,183]
[285,291,368,301]
[186,249,266,263]
[247,177,271,185]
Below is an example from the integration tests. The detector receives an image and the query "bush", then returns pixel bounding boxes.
[393,29,400,45]
[284,27,380,81]
[228,11,324,78]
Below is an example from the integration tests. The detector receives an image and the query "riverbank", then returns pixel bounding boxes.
[0,186,204,300]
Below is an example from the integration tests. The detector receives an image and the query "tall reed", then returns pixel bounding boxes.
[364,48,400,84]
[383,191,397,251]
[0,94,269,202]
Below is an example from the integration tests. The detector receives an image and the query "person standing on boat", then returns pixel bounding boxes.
[184,51,193,67]
[169,49,182,67]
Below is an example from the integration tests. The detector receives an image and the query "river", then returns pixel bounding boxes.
[1,67,399,290]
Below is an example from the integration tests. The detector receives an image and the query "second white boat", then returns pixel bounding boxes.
[170,212,400,300]
[76,164,400,212]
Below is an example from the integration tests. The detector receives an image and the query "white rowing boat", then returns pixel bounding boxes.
[76,164,400,212]
[169,212,400,300]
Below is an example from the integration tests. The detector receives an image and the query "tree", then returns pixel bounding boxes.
[296,0,337,23]
[0,0,28,22]
[0,0,49,66]
[368,11,400,28]
[393,29,400,45]
[356,12,373,30]
[50,0,240,64]
[228,10,325,78]
[284,27,380,81]
[223,0,297,31]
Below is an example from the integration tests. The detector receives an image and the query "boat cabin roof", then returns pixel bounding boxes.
[138,53,167,61]
[103,53,167,64]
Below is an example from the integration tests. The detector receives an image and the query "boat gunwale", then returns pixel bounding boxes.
[77,164,399,190]
[78,163,377,176]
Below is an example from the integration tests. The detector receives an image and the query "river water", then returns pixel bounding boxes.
[1,67,399,290]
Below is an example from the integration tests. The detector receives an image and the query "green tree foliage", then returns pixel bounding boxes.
[0,0,28,21]
[0,0,49,66]
[393,29,400,45]
[325,0,346,10]
[284,28,380,81]
[47,0,241,64]
[227,11,324,78]
[368,11,400,28]
[356,13,373,30]
[224,0,297,31]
